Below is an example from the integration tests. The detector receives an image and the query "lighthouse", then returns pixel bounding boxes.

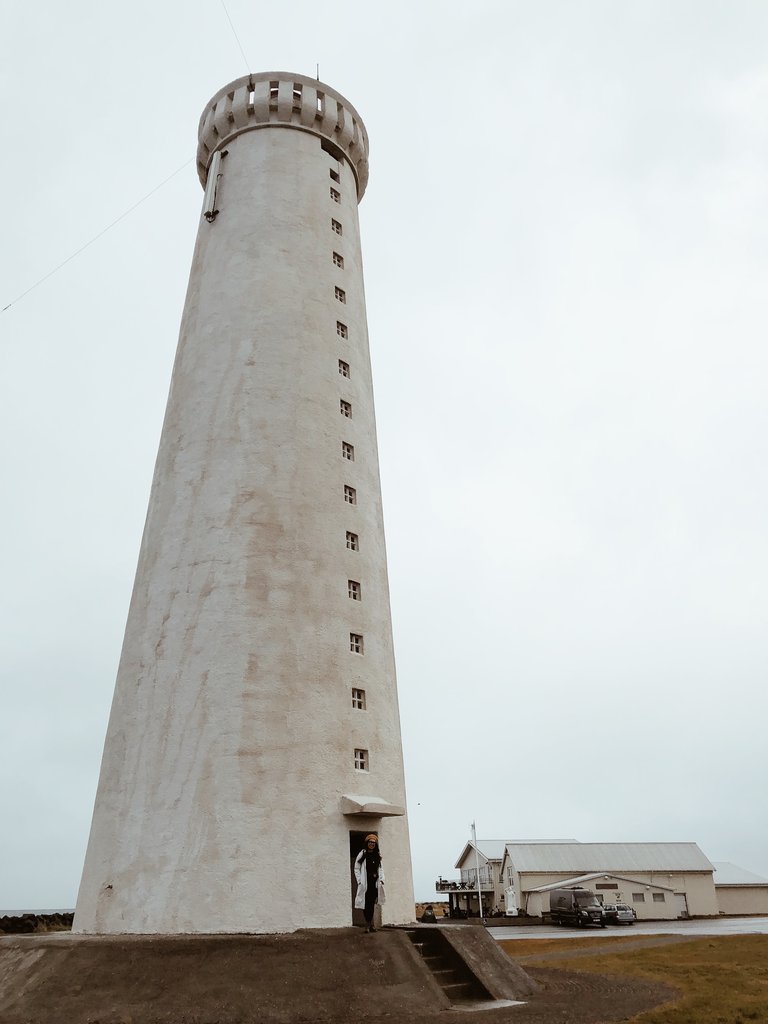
[74,72,414,934]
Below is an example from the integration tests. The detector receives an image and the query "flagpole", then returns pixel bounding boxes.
[471,821,485,924]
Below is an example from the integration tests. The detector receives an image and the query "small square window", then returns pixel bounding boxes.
[339,359,350,378]
[354,748,368,770]
[333,252,344,269]
[330,187,341,203]
[340,399,352,418]
[348,579,361,600]
[330,169,340,183]
[349,632,363,654]
[652,893,666,903]
[352,688,366,710]
[344,485,357,505]
[332,219,342,236]
[335,286,346,303]
[346,531,359,550]
[337,321,348,339]
[632,893,645,903]
[342,441,354,461]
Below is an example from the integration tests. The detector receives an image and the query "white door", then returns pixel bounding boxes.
[675,892,688,918]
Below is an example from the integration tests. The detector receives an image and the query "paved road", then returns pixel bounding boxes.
[492,915,768,941]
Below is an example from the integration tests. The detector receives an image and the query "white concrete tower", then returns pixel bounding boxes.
[74,72,414,934]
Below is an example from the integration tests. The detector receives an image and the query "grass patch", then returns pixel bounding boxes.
[506,934,768,1023]
[499,934,643,958]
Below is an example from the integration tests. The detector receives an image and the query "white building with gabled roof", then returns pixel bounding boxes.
[434,840,506,917]
[500,842,718,919]
[436,839,579,917]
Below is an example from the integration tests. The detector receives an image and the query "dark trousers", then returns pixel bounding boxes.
[363,887,377,924]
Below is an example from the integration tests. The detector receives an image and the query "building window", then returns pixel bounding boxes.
[342,441,354,461]
[332,219,342,236]
[652,893,666,903]
[269,81,279,102]
[349,633,363,654]
[316,92,325,114]
[348,579,361,600]
[346,531,359,550]
[335,286,346,303]
[352,688,366,710]
[330,168,340,183]
[292,84,302,109]
[632,893,645,903]
[339,359,350,378]
[333,252,344,269]
[330,187,341,203]
[354,748,368,770]
[344,485,357,505]
[337,321,348,339]
[340,399,352,418]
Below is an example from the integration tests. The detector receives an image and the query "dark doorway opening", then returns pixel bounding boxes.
[349,830,380,928]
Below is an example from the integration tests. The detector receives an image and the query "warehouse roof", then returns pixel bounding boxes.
[454,841,507,867]
[527,872,674,893]
[712,862,768,887]
[502,842,714,874]
[454,839,579,868]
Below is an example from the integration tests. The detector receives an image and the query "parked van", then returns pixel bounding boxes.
[548,887,606,927]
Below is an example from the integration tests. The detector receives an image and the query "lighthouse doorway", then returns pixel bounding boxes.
[349,830,381,928]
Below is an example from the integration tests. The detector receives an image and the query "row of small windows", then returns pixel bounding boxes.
[327,166,368,767]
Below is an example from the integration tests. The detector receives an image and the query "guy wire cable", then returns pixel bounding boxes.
[2,158,193,314]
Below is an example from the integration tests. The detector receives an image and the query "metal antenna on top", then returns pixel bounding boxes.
[316,63,320,81]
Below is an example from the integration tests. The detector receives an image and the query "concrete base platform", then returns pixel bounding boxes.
[0,926,536,1024]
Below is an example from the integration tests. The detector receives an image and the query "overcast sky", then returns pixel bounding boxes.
[2,0,767,910]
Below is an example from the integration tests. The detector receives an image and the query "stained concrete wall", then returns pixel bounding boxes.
[74,73,413,934]
[0,931,450,1024]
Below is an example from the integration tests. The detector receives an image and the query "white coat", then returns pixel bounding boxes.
[354,850,386,909]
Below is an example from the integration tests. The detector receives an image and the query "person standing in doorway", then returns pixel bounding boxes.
[354,833,385,932]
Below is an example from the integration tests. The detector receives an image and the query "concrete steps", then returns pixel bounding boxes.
[406,929,491,1005]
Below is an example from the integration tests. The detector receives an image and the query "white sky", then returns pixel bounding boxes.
[2,0,767,909]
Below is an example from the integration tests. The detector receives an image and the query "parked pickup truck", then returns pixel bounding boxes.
[548,887,606,928]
